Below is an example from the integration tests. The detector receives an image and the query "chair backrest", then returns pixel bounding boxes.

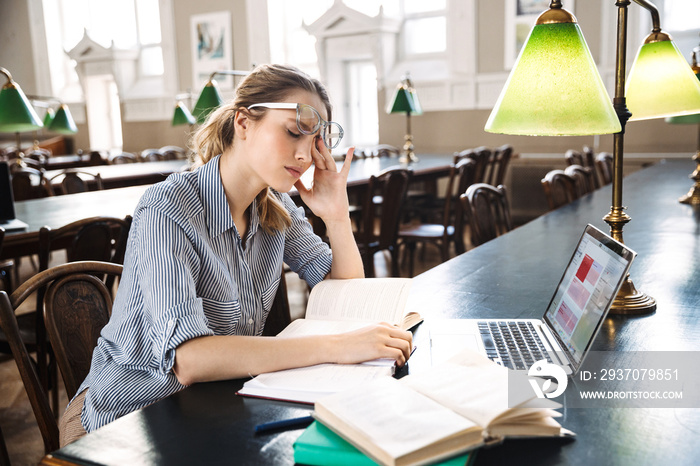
[159,146,187,160]
[461,183,513,247]
[140,148,164,162]
[362,144,399,158]
[49,170,104,195]
[361,168,412,249]
[108,152,138,164]
[564,164,596,197]
[262,270,291,337]
[88,150,107,166]
[541,169,579,210]
[10,165,51,201]
[0,261,123,454]
[565,149,585,166]
[39,216,132,272]
[595,152,613,186]
[484,144,513,186]
[581,146,600,188]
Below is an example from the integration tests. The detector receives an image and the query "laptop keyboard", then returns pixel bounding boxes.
[478,321,553,370]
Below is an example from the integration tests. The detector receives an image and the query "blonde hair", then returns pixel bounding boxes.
[190,64,332,234]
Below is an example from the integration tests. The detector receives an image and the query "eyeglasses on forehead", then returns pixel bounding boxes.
[247,102,344,149]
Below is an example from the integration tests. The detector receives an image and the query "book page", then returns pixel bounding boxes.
[305,278,413,325]
[402,350,561,429]
[314,376,481,465]
[237,363,393,404]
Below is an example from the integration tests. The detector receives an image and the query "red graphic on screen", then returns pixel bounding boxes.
[576,254,594,283]
[555,301,577,334]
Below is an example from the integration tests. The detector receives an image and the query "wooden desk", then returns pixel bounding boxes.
[39,159,700,465]
[45,160,190,191]
[5,155,453,260]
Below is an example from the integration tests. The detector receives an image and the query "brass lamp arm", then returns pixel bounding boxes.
[631,0,661,34]
[207,70,249,82]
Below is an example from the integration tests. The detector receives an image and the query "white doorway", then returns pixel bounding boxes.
[85,75,123,152]
[345,60,379,149]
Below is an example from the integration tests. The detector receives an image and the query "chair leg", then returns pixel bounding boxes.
[406,242,417,277]
[362,251,375,278]
[390,248,401,277]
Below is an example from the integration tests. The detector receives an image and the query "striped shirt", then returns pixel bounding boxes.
[77,154,332,432]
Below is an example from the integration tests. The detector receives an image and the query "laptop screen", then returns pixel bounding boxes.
[0,161,17,222]
[543,224,635,368]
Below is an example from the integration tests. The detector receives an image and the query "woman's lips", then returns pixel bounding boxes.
[285,166,302,178]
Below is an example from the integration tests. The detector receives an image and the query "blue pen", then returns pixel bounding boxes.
[254,415,314,434]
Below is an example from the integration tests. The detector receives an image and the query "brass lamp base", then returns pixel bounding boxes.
[399,134,419,164]
[678,152,700,205]
[609,274,656,315]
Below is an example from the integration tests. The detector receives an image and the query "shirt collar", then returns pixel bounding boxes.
[197,154,261,239]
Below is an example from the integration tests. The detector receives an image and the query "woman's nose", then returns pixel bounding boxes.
[295,137,315,163]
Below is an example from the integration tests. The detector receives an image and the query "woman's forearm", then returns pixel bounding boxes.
[324,216,364,279]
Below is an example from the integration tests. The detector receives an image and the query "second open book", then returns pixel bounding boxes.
[236,278,420,403]
[313,350,574,466]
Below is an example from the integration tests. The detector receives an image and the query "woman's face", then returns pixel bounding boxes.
[243,89,328,193]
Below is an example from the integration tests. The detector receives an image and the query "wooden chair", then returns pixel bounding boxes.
[398,158,477,276]
[0,422,9,466]
[483,144,513,187]
[564,164,596,197]
[140,148,164,162]
[565,149,585,167]
[261,270,293,337]
[10,165,51,201]
[87,150,107,166]
[460,183,513,247]
[48,170,104,195]
[0,228,13,293]
[159,145,187,160]
[0,261,124,455]
[108,152,138,164]
[355,168,412,277]
[30,216,131,414]
[541,169,579,210]
[455,146,491,183]
[361,144,399,158]
[582,145,600,188]
[595,152,613,185]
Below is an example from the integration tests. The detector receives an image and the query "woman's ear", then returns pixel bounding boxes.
[233,109,250,140]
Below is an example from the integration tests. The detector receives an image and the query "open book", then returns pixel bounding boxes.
[313,350,574,466]
[236,278,421,404]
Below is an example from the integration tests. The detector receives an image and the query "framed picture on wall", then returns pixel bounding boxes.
[191,11,233,90]
[505,0,576,69]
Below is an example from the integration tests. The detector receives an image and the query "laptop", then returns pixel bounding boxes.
[0,161,29,232]
[429,224,636,375]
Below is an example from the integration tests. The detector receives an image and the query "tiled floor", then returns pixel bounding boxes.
[0,242,448,465]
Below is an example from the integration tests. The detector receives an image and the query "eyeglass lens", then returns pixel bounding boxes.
[297,104,343,149]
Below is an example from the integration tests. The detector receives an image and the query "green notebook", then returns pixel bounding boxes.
[293,421,475,466]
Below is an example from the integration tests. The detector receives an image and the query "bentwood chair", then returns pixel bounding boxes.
[159,145,187,160]
[108,152,138,164]
[541,169,579,210]
[10,166,51,201]
[582,145,600,188]
[398,158,477,276]
[355,168,412,277]
[140,148,165,162]
[564,164,596,197]
[460,183,513,247]
[595,152,613,186]
[48,170,104,195]
[483,144,514,187]
[0,261,124,455]
[31,216,132,414]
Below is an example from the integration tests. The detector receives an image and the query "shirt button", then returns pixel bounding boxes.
[248,318,254,325]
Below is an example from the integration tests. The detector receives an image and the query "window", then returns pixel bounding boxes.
[401,1,447,57]
[42,0,166,98]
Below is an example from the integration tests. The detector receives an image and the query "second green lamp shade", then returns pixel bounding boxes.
[48,104,78,134]
[626,40,700,121]
[485,22,621,136]
[192,81,223,125]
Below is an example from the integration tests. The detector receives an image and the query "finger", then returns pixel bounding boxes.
[340,147,355,176]
[311,140,328,171]
[294,179,310,197]
[317,137,337,172]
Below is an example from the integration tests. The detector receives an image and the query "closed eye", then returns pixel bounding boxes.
[287,128,301,138]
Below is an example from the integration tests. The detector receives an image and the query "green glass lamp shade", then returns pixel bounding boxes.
[48,104,78,134]
[666,113,700,125]
[172,101,195,126]
[485,22,620,136]
[42,107,55,127]
[0,82,44,133]
[387,83,422,115]
[192,81,223,125]
[626,40,700,121]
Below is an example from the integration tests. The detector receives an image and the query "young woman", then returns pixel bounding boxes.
[59,64,413,444]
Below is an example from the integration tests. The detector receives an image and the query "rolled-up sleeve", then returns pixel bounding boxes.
[133,205,214,373]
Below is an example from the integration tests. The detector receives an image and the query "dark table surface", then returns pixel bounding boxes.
[42,158,700,465]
